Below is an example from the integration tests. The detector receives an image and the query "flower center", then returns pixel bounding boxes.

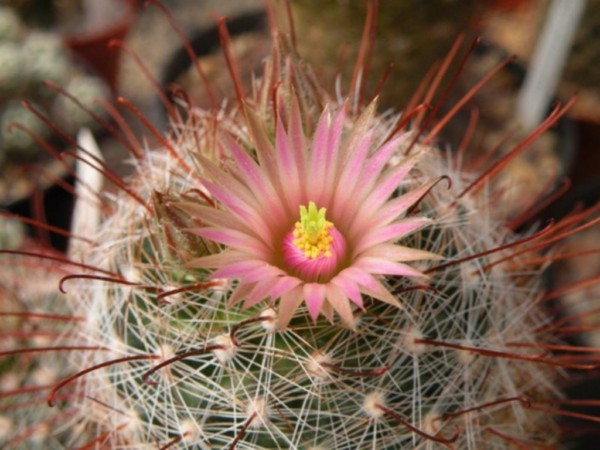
[282,201,347,282]
[293,202,333,259]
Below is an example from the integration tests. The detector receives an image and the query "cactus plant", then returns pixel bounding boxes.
[0,6,23,42]
[1,2,600,449]
[0,9,109,167]
[51,74,111,135]
[1,100,51,160]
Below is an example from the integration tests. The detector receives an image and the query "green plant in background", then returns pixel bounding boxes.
[1,2,599,449]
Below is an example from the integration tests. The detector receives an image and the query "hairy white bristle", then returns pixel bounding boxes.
[401,326,426,355]
[363,391,386,420]
[246,397,271,429]
[259,307,278,333]
[0,415,12,439]
[211,333,238,364]
[307,352,333,382]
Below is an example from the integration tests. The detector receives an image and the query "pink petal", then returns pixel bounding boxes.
[350,135,412,203]
[340,267,399,307]
[363,134,412,183]
[202,180,271,238]
[243,283,271,309]
[330,130,373,221]
[227,283,254,308]
[187,251,247,269]
[320,300,334,323]
[198,155,262,213]
[268,276,304,300]
[353,218,431,254]
[360,279,400,307]
[358,150,423,213]
[275,118,302,211]
[245,276,302,308]
[304,283,326,321]
[288,94,307,180]
[350,180,437,238]
[330,273,364,309]
[317,107,347,205]
[359,244,441,262]
[213,262,284,284]
[211,259,274,280]
[278,286,304,329]
[193,227,271,258]
[225,136,287,225]
[355,257,426,278]
[183,203,274,248]
[307,108,334,204]
[245,108,278,179]
[328,107,346,165]
[325,283,355,326]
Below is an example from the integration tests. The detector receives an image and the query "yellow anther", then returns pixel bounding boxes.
[293,201,334,259]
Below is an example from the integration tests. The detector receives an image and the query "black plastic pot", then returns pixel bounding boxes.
[155,9,268,129]
[5,173,74,252]
[439,39,578,193]
[537,179,600,450]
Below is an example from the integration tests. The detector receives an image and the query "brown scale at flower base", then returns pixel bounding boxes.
[1,0,600,449]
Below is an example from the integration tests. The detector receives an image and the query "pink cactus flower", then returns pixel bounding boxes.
[188,102,439,328]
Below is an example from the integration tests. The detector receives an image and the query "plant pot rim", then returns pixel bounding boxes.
[62,0,138,46]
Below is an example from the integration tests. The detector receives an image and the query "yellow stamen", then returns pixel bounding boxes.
[293,201,334,259]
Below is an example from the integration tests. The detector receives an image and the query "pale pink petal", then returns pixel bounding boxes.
[278,286,304,329]
[211,260,275,280]
[244,280,273,308]
[227,283,254,308]
[319,107,347,204]
[339,266,378,290]
[245,108,278,180]
[193,227,271,257]
[331,273,364,309]
[349,135,412,203]
[359,244,441,262]
[360,279,401,308]
[330,130,373,221]
[213,262,285,284]
[355,257,426,279]
[320,300,334,323]
[363,134,412,183]
[275,118,302,211]
[225,136,287,225]
[243,283,272,309]
[288,94,307,182]
[342,267,399,307]
[202,180,272,239]
[353,218,432,254]
[244,276,302,308]
[186,251,247,269]
[307,107,333,204]
[183,203,274,248]
[325,283,354,326]
[328,107,346,166]
[358,150,423,213]
[198,155,263,212]
[304,283,326,321]
[349,180,437,238]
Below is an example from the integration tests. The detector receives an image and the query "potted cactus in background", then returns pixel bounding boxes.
[3,0,138,92]
[1,1,600,448]
[0,4,114,251]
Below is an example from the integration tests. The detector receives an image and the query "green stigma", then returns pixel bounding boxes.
[292,201,334,259]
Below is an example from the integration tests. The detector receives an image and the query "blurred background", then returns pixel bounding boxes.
[1,0,599,204]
